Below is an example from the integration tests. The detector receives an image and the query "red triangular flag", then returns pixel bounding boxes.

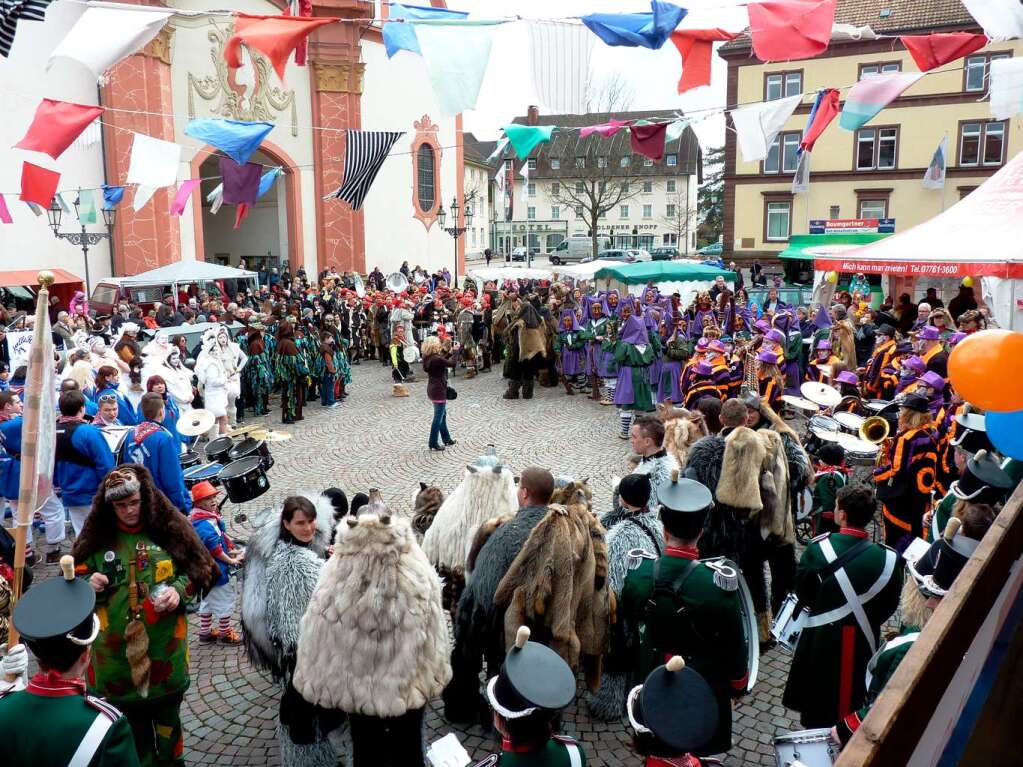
[631,123,669,161]
[283,0,314,67]
[234,202,251,230]
[225,14,337,81]
[14,99,104,160]
[670,29,739,94]
[900,33,988,72]
[748,0,836,62]
[20,162,60,208]
[800,89,840,152]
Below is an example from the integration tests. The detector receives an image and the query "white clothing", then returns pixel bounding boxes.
[200,579,236,619]
[66,504,93,537]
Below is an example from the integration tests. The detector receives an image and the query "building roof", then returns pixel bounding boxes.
[721,0,977,54]
[463,132,497,168]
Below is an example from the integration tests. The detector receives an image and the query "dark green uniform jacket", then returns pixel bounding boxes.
[782,529,902,727]
[0,672,140,766]
[620,546,748,756]
[476,735,587,766]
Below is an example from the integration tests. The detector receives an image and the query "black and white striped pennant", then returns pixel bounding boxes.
[0,0,54,58]
[328,130,403,211]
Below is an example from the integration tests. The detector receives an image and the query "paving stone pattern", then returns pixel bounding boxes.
[32,360,803,766]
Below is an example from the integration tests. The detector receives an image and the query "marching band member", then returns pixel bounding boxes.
[806,339,838,383]
[862,323,896,398]
[915,325,948,379]
[873,394,939,545]
[94,366,138,426]
[894,355,926,396]
[54,391,115,537]
[683,362,722,410]
[120,393,192,513]
[657,317,689,405]
[756,349,785,412]
[782,483,901,730]
[833,370,863,413]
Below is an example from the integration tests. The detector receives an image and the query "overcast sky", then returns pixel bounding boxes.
[444,0,750,153]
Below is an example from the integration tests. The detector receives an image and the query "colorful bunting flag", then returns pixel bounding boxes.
[839,72,924,131]
[185,119,274,166]
[731,94,801,162]
[791,149,811,194]
[221,159,262,205]
[581,1,687,50]
[748,0,836,62]
[234,203,251,230]
[961,0,1023,41]
[486,137,510,164]
[48,4,173,79]
[990,57,1023,120]
[329,130,404,211]
[669,29,740,94]
[631,122,669,161]
[922,136,948,190]
[284,0,314,66]
[14,99,104,160]
[414,23,498,116]
[25,202,43,216]
[900,33,988,72]
[225,14,338,81]
[0,195,11,224]
[126,134,182,210]
[0,0,53,58]
[77,189,97,224]
[103,186,125,210]
[55,192,72,214]
[383,3,468,58]
[20,162,60,207]
[170,179,201,216]
[799,89,840,152]
[258,168,283,199]
[580,119,631,139]
[527,20,594,114]
[503,124,555,161]
[665,119,689,143]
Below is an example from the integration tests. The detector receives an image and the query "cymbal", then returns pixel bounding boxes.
[228,423,263,438]
[251,429,292,443]
[178,409,215,436]
[800,381,842,408]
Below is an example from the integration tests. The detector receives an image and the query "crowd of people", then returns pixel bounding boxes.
[0,262,1018,767]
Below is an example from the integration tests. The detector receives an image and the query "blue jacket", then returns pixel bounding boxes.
[0,417,22,455]
[54,422,115,507]
[161,398,185,447]
[0,440,18,501]
[120,422,191,512]
[189,511,231,587]
[96,385,138,426]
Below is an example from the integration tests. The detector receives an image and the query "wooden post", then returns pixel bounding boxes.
[6,270,56,648]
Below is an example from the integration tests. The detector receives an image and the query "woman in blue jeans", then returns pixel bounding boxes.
[422,336,459,451]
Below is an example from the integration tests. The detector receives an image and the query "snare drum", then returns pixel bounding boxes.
[770,593,809,653]
[835,435,879,466]
[219,456,270,504]
[773,728,839,767]
[864,399,891,413]
[228,437,274,471]
[833,411,865,434]
[205,436,235,465]
[183,462,224,490]
[781,395,819,418]
[179,450,201,470]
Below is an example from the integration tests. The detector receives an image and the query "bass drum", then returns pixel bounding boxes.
[228,437,273,471]
[205,436,235,465]
[219,456,270,504]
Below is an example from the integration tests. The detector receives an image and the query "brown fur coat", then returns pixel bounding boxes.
[831,320,858,370]
[658,403,710,467]
[71,465,218,594]
[493,494,612,690]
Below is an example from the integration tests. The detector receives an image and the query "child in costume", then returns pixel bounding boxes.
[810,443,848,536]
[553,309,586,396]
[189,481,244,644]
[806,339,839,383]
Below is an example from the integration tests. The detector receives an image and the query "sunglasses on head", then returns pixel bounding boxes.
[97,393,118,403]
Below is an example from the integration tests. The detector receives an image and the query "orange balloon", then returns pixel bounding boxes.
[948,329,1023,411]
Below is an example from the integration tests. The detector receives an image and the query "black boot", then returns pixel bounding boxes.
[562,375,575,395]
[523,380,534,399]
[502,381,521,400]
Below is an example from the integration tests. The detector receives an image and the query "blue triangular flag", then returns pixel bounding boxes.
[103,185,125,209]
[581,1,686,50]
[257,167,283,199]
[185,118,274,166]
[383,3,468,58]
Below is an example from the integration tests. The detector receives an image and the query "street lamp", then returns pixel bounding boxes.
[47,192,116,294]
[438,196,473,289]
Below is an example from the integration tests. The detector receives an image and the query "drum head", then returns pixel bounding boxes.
[228,437,262,461]
[834,412,865,431]
[865,399,891,412]
[836,435,879,455]
[219,455,262,481]
[782,395,819,413]
[809,415,840,432]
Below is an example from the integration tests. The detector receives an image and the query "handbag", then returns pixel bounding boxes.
[446,385,457,400]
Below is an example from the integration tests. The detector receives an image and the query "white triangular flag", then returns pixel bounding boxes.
[206,183,224,215]
[527,20,593,114]
[990,57,1023,120]
[126,133,181,209]
[665,118,689,144]
[414,23,497,116]
[132,185,157,212]
[48,4,174,80]
[792,150,811,194]
[486,137,509,164]
[962,0,1023,41]
[922,136,948,190]
[731,94,802,162]
[520,163,530,203]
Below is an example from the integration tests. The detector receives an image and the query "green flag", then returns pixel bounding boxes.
[77,189,97,224]
[503,123,555,161]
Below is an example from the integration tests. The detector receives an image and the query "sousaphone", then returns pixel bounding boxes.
[386,272,409,293]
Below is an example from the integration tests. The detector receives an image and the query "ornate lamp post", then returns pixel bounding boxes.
[47,193,116,294]
[438,196,473,289]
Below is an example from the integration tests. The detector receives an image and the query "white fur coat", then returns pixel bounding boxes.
[422,463,517,571]
[293,513,452,717]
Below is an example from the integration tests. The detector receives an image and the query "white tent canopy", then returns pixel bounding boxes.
[112,261,259,288]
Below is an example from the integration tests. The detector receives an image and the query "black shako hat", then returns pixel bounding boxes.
[658,473,713,515]
[951,449,1013,502]
[950,413,994,456]
[487,626,576,718]
[908,518,980,598]
[13,556,97,665]
[627,656,718,754]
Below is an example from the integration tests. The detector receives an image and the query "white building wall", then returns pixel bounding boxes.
[360,42,461,277]
[1,2,111,286]
[463,162,490,257]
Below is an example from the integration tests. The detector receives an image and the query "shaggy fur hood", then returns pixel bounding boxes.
[293,513,451,717]
[716,428,766,511]
[684,435,726,493]
[71,465,218,593]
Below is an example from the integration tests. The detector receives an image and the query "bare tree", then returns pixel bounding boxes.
[585,71,636,113]
[661,186,698,257]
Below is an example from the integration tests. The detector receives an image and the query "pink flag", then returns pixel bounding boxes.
[580,119,632,138]
[748,0,836,62]
[170,179,201,216]
[0,195,11,224]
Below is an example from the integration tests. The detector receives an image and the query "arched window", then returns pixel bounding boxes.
[417,144,435,213]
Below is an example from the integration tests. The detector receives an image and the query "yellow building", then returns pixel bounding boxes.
[719,0,1023,264]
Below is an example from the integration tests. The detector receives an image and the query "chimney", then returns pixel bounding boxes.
[526,105,540,126]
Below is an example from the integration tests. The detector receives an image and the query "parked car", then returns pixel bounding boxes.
[549,235,612,265]
[627,249,652,262]
[509,247,529,262]
[746,286,814,309]
[585,249,635,263]
[697,242,723,257]
[650,247,678,260]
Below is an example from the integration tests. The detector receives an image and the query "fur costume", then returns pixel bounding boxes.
[71,464,218,594]
[684,434,747,562]
[293,512,451,718]
[550,478,594,511]
[493,493,612,690]
[716,428,767,511]
[411,482,444,537]
[831,319,858,370]
[632,451,681,512]
[658,403,709,468]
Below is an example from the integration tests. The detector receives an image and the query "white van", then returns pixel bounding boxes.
[550,235,613,264]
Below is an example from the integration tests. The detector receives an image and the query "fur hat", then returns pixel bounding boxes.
[103,468,141,501]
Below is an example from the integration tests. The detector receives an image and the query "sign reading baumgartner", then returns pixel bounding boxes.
[809,218,895,234]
